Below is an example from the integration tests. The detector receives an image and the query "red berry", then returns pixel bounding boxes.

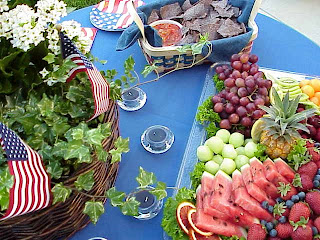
[291,225,313,240]
[297,161,318,179]
[275,222,293,239]
[247,223,266,240]
[314,216,320,232]
[289,202,311,223]
[298,174,314,192]
[305,191,320,215]
[308,148,320,162]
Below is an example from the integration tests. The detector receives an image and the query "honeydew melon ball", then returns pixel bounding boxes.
[216,129,231,143]
[244,142,258,158]
[236,147,246,156]
[229,132,244,148]
[222,144,237,159]
[197,145,213,162]
[235,155,250,169]
[205,136,224,154]
[244,138,254,145]
[212,155,224,165]
[220,158,236,175]
[205,161,220,175]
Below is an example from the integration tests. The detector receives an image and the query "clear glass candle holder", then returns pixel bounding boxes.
[117,87,147,111]
[127,186,163,220]
[141,125,174,154]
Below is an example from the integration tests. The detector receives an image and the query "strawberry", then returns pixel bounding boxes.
[297,161,318,179]
[291,225,313,240]
[289,202,311,223]
[306,141,315,148]
[267,238,281,240]
[282,208,290,218]
[314,216,320,231]
[316,160,320,168]
[305,191,320,215]
[275,222,293,238]
[247,223,266,240]
[308,148,320,162]
[298,174,314,192]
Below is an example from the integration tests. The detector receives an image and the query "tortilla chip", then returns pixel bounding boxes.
[231,6,241,17]
[148,9,160,24]
[183,3,208,21]
[211,0,228,9]
[217,18,244,37]
[182,0,193,11]
[160,2,183,20]
[200,22,222,40]
[215,5,234,18]
[177,34,197,45]
[198,0,214,7]
[208,9,220,19]
[181,26,190,36]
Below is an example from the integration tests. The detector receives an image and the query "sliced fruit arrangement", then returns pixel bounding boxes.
[300,78,320,106]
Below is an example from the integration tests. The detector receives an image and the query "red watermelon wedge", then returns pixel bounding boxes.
[274,158,296,182]
[232,170,273,221]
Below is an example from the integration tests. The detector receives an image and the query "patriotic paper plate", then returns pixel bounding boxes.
[90,0,144,31]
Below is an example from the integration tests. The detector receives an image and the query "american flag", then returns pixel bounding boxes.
[0,122,51,221]
[90,0,144,31]
[60,32,109,121]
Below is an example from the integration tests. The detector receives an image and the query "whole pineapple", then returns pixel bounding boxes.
[259,88,316,159]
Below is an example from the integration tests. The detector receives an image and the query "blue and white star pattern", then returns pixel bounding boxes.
[0,123,28,161]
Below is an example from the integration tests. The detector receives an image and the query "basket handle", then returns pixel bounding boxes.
[248,0,262,22]
[128,0,146,40]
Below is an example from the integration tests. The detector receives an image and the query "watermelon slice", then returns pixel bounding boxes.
[210,170,259,227]
[201,172,230,220]
[196,185,203,209]
[195,208,247,238]
[241,164,275,205]
[232,170,273,221]
[250,158,280,199]
[274,158,296,182]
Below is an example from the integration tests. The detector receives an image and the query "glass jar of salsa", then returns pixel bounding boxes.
[150,20,182,47]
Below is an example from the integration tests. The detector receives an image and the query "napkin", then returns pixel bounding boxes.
[116,0,256,63]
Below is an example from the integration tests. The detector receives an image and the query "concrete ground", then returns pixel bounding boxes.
[258,0,320,46]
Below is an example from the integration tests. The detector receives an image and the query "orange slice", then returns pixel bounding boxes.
[176,201,196,234]
[189,228,221,240]
[187,208,214,237]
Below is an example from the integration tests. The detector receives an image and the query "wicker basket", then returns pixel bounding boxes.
[128,0,261,73]
[0,100,120,240]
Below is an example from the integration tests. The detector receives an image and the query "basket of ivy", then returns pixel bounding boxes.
[0,0,133,239]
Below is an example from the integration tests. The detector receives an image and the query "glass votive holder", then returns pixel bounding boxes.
[141,125,174,154]
[117,87,147,111]
[127,186,163,220]
[88,238,108,240]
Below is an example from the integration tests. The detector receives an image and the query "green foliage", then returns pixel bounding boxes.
[292,173,302,188]
[213,74,225,92]
[120,197,140,216]
[141,63,158,78]
[287,139,311,170]
[205,122,220,139]
[109,137,130,164]
[63,0,100,9]
[0,166,14,211]
[190,162,205,189]
[106,187,126,207]
[254,143,268,161]
[52,183,72,204]
[136,166,156,188]
[196,96,221,124]
[161,187,195,240]
[83,201,105,224]
[75,170,95,191]
[277,182,291,197]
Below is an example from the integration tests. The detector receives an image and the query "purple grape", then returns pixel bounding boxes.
[220,110,229,119]
[244,128,251,137]
[246,87,256,94]
[230,86,238,94]
[258,87,268,96]
[230,96,240,105]
[235,78,245,87]
[256,78,265,87]
[220,119,231,129]
[265,80,272,90]
[249,67,258,75]
[240,97,250,106]
[252,110,264,119]
[242,63,251,72]
[231,54,240,62]
[215,66,224,74]
[224,78,236,88]
[265,96,270,105]
[220,90,227,98]
[246,102,256,113]
[245,78,255,88]
[238,87,248,97]
[226,92,236,101]
[241,117,252,127]
[236,106,248,117]
[212,95,222,104]
[229,113,240,124]
[254,98,265,106]
[232,61,242,71]
[225,103,235,113]
[222,65,229,70]
[240,53,250,63]
[218,73,226,80]
[232,70,241,79]
[254,71,264,79]
[224,68,232,77]
[214,103,224,113]
[249,54,258,63]
[241,71,249,79]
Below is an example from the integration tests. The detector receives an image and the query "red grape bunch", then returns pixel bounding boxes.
[212,53,272,137]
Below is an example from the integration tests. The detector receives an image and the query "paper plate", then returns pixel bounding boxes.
[90,0,144,31]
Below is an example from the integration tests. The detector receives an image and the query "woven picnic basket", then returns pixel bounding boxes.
[128,0,261,73]
[0,100,120,240]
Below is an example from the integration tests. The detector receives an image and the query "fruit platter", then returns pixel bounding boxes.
[162,53,320,240]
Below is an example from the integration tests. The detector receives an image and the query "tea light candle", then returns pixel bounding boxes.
[122,88,139,101]
[147,128,167,143]
[117,87,147,111]
[135,190,155,209]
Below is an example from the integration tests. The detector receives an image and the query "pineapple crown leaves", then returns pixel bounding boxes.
[290,216,309,231]
[292,173,303,188]
[260,87,316,139]
[277,182,291,197]
[273,202,287,217]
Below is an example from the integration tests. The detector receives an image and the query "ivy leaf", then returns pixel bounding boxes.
[141,63,157,78]
[65,122,90,142]
[75,170,95,191]
[37,94,54,117]
[46,161,63,180]
[0,166,14,191]
[43,53,55,64]
[52,183,72,204]
[0,188,10,211]
[150,181,167,200]
[96,145,108,162]
[99,122,111,137]
[177,45,192,53]
[121,197,140,216]
[136,167,156,188]
[115,137,129,153]
[85,128,105,146]
[191,42,204,55]
[66,86,87,102]
[52,117,71,137]
[83,201,105,224]
[106,187,126,207]
[64,140,91,163]
[124,55,135,72]
[52,141,68,158]
[109,148,122,164]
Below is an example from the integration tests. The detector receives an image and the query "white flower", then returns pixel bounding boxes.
[40,67,49,78]
[0,0,9,13]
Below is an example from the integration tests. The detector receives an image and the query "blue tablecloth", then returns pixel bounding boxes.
[62,3,320,240]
